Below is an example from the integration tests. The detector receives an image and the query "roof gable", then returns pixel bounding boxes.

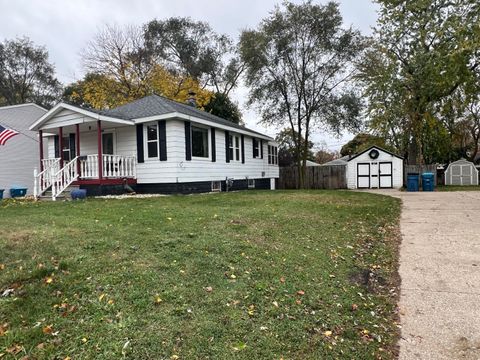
[347,146,404,162]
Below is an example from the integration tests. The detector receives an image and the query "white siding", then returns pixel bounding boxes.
[346,148,403,189]
[136,120,278,184]
[44,118,279,185]
[0,104,47,197]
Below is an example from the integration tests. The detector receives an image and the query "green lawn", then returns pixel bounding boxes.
[0,191,401,359]
[436,185,480,191]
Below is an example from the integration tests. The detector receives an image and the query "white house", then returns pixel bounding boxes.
[0,103,47,197]
[322,146,404,189]
[29,95,279,199]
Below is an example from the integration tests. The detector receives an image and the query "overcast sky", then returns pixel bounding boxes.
[0,0,379,151]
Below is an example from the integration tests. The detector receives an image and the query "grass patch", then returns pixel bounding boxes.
[0,190,401,359]
[436,185,480,191]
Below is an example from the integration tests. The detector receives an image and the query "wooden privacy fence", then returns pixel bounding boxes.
[278,166,347,190]
[403,164,438,187]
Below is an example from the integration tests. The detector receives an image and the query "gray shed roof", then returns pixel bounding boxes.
[321,156,349,166]
[92,94,271,139]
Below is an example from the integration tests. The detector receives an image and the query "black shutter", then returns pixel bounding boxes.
[211,127,216,162]
[241,135,245,164]
[158,120,167,161]
[69,133,76,158]
[185,121,191,161]
[260,139,263,159]
[225,130,230,163]
[252,138,256,158]
[136,124,144,163]
[54,135,59,158]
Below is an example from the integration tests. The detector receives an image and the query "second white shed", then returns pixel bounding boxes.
[346,146,404,189]
[444,159,478,186]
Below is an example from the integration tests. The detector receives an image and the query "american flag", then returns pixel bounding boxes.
[0,124,19,145]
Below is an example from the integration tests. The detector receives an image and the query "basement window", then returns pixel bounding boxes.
[211,181,222,192]
[248,179,255,189]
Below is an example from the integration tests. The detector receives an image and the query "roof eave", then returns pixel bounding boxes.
[29,103,134,131]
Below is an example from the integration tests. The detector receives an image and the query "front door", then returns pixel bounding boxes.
[357,163,370,188]
[102,132,115,155]
[379,162,393,188]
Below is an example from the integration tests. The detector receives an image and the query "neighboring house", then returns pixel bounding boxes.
[322,146,403,189]
[305,160,321,167]
[30,94,279,199]
[0,103,47,197]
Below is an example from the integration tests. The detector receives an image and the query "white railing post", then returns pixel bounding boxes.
[33,168,38,199]
[51,167,56,201]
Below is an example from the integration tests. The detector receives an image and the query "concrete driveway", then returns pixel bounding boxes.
[373,190,480,359]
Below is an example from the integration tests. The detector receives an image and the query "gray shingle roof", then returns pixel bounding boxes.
[95,94,271,139]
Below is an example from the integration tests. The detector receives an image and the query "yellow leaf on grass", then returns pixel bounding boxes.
[98,294,105,301]
[324,330,332,337]
[42,325,53,334]
[44,277,53,284]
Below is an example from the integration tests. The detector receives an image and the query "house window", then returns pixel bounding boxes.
[229,134,241,161]
[192,126,209,158]
[211,181,222,192]
[253,138,260,158]
[62,137,71,161]
[268,145,278,165]
[146,124,159,158]
[248,178,255,189]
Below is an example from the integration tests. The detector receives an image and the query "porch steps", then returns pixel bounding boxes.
[39,185,80,201]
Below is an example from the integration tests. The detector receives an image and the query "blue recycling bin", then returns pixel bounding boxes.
[0,189,4,200]
[10,187,27,198]
[421,172,435,192]
[407,173,419,192]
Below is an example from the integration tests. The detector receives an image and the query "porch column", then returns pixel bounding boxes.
[76,124,81,176]
[39,130,44,172]
[59,127,64,168]
[97,120,103,180]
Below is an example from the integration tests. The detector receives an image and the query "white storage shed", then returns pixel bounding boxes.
[346,146,404,189]
[444,159,478,186]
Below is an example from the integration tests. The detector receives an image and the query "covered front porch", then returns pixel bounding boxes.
[31,103,137,200]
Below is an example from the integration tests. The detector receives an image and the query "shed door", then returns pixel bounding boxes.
[379,162,393,188]
[461,165,472,185]
[357,163,370,188]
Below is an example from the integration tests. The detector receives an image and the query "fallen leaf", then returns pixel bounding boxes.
[296,290,305,296]
[154,295,163,304]
[81,337,88,343]
[167,217,172,221]
[0,264,4,270]
[98,293,105,302]
[205,286,213,293]
[324,330,333,337]
[352,304,359,311]
[44,277,53,284]
[108,299,114,305]
[280,276,286,283]
[36,343,45,349]
[6,344,22,355]
[42,325,53,334]
[232,341,247,351]
[0,323,8,336]
[272,301,279,308]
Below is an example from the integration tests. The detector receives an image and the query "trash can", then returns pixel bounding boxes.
[421,172,435,192]
[10,187,28,198]
[0,189,4,200]
[407,173,419,192]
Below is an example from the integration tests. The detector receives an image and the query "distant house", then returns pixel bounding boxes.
[0,103,47,197]
[322,146,403,189]
[30,95,279,199]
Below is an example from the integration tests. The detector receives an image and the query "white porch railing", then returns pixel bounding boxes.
[52,156,79,201]
[102,155,137,178]
[34,155,136,200]
[79,155,99,179]
[79,154,136,179]
[34,158,61,198]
